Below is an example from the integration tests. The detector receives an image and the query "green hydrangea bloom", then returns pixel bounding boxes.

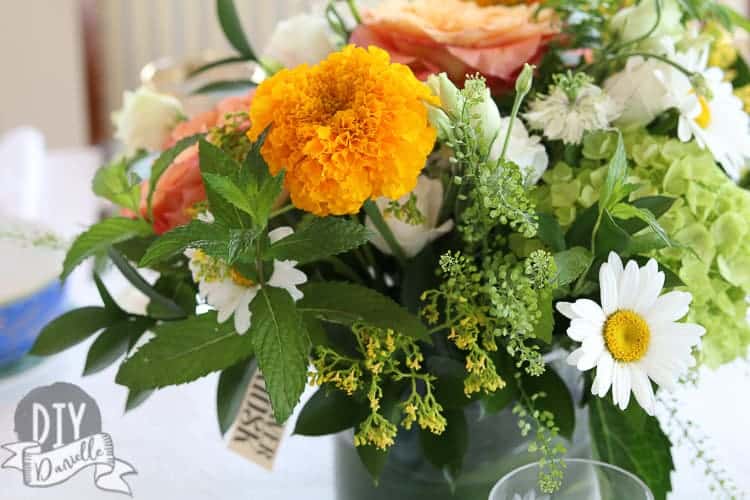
[536,129,750,367]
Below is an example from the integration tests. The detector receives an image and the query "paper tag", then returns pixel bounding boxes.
[227,370,285,470]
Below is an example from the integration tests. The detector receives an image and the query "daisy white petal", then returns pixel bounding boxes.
[556,301,578,320]
[634,259,663,313]
[617,260,641,309]
[645,291,692,324]
[568,318,600,341]
[629,365,656,416]
[268,226,295,243]
[607,252,624,284]
[599,262,619,316]
[567,348,585,367]
[592,352,614,398]
[612,362,632,410]
[570,299,606,324]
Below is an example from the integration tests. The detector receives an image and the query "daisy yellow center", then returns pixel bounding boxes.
[230,268,255,288]
[695,95,712,129]
[603,310,650,362]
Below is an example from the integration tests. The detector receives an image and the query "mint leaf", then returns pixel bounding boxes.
[243,137,284,226]
[62,217,152,279]
[537,213,566,252]
[92,153,146,212]
[202,172,254,217]
[31,307,117,356]
[199,140,251,228]
[294,387,368,436]
[115,312,254,390]
[598,133,627,214]
[265,218,372,265]
[595,211,632,258]
[610,203,675,248]
[83,317,153,376]
[590,397,674,500]
[217,357,257,435]
[298,282,430,341]
[140,220,231,266]
[147,134,201,216]
[249,287,311,423]
[554,247,592,287]
[420,408,468,477]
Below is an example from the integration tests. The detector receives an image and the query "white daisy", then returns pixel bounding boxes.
[556,252,705,415]
[668,49,750,180]
[524,75,622,145]
[185,226,307,334]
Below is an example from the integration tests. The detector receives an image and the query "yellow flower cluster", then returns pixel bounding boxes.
[248,45,437,216]
[310,324,446,451]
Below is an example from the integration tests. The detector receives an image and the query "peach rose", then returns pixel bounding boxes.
[140,90,255,234]
[350,0,559,93]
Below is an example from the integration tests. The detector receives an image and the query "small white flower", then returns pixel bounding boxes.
[111,86,184,153]
[489,117,549,186]
[524,79,621,145]
[186,226,307,334]
[557,253,705,415]
[366,175,454,258]
[263,14,339,69]
[604,51,676,127]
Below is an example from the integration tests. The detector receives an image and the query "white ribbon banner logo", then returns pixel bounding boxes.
[2,433,135,495]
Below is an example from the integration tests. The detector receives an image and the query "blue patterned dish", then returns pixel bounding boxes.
[0,279,67,366]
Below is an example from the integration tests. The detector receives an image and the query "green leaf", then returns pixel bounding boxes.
[553,247,592,287]
[483,351,520,415]
[589,397,674,500]
[265,218,372,265]
[610,203,673,248]
[425,356,471,410]
[83,317,153,376]
[31,307,116,356]
[420,408,468,477]
[216,0,256,58]
[294,387,368,436]
[537,213,566,252]
[191,79,256,95]
[93,273,126,316]
[521,368,575,440]
[125,389,153,412]
[298,282,430,341]
[595,211,631,258]
[217,357,257,435]
[565,203,598,249]
[199,140,251,228]
[243,136,284,226]
[202,172,254,216]
[356,444,389,484]
[189,56,253,78]
[617,196,676,234]
[146,273,197,318]
[533,290,554,344]
[115,312,254,390]
[92,153,146,212]
[598,133,628,214]
[625,233,671,255]
[147,134,201,217]
[248,287,311,423]
[109,248,186,320]
[139,220,232,267]
[62,217,152,279]
[719,4,750,33]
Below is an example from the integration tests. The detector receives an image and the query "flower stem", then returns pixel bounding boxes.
[346,0,362,25]
[270,204,295,218]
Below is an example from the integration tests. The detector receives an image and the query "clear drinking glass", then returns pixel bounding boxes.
[488,458,653,500]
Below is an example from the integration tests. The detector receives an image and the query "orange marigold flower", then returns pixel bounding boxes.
[248,45,438,216]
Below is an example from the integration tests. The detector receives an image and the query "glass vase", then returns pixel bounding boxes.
[334,356,591,500]
[489,459,653,500]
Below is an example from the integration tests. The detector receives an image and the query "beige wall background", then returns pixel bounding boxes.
[0,0,748,149]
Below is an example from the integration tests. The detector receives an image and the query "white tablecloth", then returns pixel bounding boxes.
[0,149,748,500]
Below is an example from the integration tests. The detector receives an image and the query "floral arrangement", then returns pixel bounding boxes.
[32,0,750,498]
